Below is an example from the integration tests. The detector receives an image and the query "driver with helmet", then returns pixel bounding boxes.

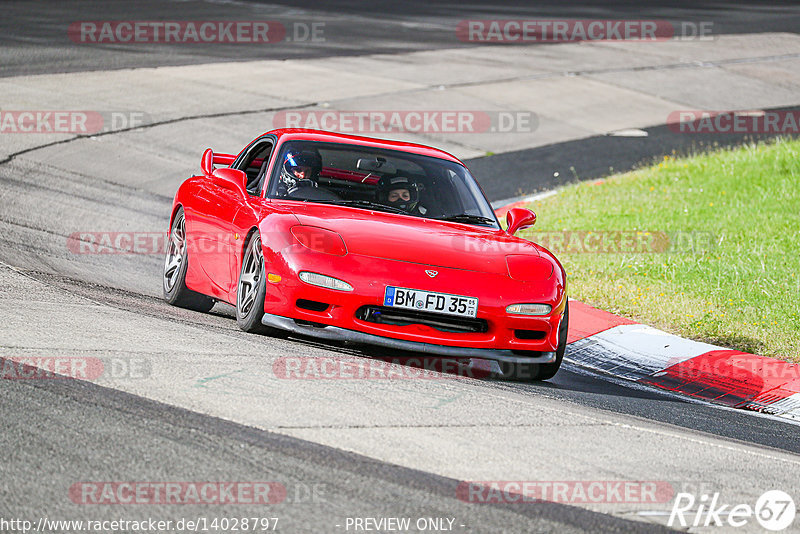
[376,175,427,215]
[277,149,323,197]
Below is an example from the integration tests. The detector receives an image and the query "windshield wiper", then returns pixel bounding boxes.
[315,199,407,214]
[437,214,496,225]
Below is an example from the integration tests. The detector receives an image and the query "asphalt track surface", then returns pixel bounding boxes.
[2,370,671,533]
[470,114,800,202]
[2,0,800,77]
[2,2,800,533]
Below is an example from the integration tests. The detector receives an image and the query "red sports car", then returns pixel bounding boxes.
[163,129,568,380]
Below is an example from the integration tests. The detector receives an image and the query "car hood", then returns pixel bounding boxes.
[285,202,539,275]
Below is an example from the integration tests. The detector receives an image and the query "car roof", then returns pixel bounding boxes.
[262,129,465,165]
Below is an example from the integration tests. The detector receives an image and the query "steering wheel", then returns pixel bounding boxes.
[287,181,341,201]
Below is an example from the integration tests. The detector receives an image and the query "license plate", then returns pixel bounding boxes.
[383,286,478,318]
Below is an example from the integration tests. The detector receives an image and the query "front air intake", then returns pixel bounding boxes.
[296,299,329,312]
[514,329,547,340]
[356,305,488,334]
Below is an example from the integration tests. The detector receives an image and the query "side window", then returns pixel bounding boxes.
[235,140,273,195]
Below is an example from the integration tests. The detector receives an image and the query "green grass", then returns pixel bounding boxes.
[517,138,800,362]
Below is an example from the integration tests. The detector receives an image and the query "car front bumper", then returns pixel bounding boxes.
[261,312,557,364]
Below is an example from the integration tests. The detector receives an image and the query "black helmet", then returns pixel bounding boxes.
[377,175,419,212]
[280,149,322,191]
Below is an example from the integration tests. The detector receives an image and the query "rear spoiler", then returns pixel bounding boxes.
[212,153,236,167]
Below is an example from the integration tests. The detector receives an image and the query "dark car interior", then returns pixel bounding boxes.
[234,140,498,227]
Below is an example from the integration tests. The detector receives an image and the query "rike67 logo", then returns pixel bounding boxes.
[669,490,796,531]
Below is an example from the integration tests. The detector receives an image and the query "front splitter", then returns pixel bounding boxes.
[261,312,556,365]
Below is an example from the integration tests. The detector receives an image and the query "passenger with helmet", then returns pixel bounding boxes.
[376,175,428,215]
[277,149,323,197]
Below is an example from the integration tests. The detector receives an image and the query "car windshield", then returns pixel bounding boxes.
[267,140,499,228]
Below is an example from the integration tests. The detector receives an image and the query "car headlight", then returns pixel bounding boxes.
[506,303,552,316]
[506,254,554,281]
[291,225,347,256]
[299,271,353,292]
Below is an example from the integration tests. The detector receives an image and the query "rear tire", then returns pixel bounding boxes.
[236,232,287,338]
[502,301,569,381]
[162,207,215,312]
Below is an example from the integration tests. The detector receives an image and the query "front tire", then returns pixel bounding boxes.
[502,301,569,381]
[163,207,215,312]
[236,232,286,337]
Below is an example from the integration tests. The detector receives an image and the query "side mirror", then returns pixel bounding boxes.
[212,167,248,197]
[201,148,214,175]
[506,207,536,236]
